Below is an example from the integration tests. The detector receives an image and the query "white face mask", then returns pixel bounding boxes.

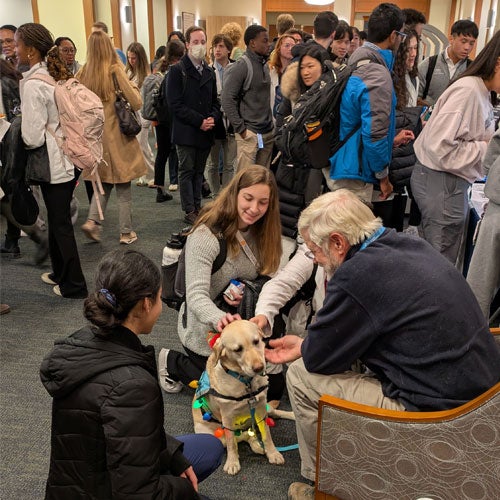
[190,44,206,60]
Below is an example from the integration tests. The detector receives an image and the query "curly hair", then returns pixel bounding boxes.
[392,29,419,110]
[221,22,243,47]
[193,165,282,275]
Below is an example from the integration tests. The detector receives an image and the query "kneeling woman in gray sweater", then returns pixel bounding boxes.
[158,165,282,394]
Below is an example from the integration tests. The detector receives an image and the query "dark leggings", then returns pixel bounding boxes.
[154,123,178,186]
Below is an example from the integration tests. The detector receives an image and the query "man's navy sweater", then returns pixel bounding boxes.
[302,229,500,411]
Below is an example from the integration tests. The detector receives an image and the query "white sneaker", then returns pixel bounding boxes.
[158,348,183,393]
[41,272,57,285]
[168,184,178,191]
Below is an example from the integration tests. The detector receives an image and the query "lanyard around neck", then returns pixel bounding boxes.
[236,230,259,270]
[360,226,385,251]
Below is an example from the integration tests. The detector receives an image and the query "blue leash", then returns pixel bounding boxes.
[276,444,299,452]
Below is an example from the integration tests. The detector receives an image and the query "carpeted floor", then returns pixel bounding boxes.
[0,181,303,500]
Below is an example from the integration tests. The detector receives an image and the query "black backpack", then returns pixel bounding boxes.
[275,61,356,170]
[161,227,227,311]
[154,60,188,124]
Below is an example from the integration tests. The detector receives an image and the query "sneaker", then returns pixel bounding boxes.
[53,285,62,297]
[119,231,138,245]
[158,348,183,393]
[41,272,57,285]
[136,178,148,186]
[156,191,173,203]
[168,184,178,191]
[183,211,198,225]
[288,482,315,500]
[148,180,158,188]
[81,220,102,242]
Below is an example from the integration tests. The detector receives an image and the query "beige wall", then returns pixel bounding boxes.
[37,0,87,60]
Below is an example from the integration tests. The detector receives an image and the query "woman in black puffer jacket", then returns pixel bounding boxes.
[40,249,223,499]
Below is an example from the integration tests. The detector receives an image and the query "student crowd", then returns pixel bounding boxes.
[1,3,499,499]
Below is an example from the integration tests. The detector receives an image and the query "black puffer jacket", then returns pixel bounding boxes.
[389,107,422,192]
[40,325,200,500]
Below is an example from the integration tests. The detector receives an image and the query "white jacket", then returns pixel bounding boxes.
[414,76,495,183]
[20,63,74,184]
[254,243,326,336]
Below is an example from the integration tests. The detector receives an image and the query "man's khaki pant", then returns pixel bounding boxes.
[287,359,405,481]
[235,129,274,171]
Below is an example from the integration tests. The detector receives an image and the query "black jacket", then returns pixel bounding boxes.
[389,106,422,191]
[166,55,220,149]
[40,325,200,499]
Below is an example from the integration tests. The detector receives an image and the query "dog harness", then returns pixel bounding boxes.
[194,368,273,446]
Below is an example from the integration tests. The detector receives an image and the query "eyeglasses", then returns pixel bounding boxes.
[282,43,295,49]
[0,38,15,45]
[395,31,408,41]
[60,48,76,54]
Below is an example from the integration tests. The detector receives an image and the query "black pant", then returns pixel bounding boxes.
[176,145,211,213]
[154,123,178,186]
[40,177,87,298]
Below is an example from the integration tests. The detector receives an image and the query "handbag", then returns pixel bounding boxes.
[25,142,51,184]
[112,73,141,137]
[11,181,39,226]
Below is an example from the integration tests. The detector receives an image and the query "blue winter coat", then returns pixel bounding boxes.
[329,42,396,184]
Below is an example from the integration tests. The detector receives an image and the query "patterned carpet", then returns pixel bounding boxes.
[0,182,302,500]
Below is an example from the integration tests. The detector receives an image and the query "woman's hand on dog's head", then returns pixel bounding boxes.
[217,312,242,332]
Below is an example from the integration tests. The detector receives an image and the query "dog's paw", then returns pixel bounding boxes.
[267,449,285,465]
[223,459,241,475]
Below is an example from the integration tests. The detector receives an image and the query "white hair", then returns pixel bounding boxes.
[298,189,382,252]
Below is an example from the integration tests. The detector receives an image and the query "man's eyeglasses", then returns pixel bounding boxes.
[0,38,15,45]
[395,31,408,41]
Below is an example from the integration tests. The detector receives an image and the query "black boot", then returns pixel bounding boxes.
[1,235,20,258]
[156,187,173,203]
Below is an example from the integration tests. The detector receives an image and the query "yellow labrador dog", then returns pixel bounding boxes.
[192,320,287,475]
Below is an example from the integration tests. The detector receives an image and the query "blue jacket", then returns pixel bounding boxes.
[329,43,396,184]
[167,54,221,149]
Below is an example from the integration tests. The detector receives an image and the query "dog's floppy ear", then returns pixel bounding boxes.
[211,336,225,364]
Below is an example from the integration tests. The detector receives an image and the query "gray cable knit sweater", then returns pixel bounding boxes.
[178,224,259,356]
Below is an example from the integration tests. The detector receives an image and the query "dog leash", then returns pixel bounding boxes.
[276,444,299,452]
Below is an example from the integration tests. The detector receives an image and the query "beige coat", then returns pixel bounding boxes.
[82,64,146,183]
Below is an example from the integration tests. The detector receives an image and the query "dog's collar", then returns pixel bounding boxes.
[223,366,254,386]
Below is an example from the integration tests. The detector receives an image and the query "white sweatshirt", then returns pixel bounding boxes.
[414,76,495,183]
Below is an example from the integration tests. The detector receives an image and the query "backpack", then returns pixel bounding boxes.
[422,54,472,100]
[141,72,163,121]
[154,60,189,124]
[223,53,254,97]
[275,61,357,170]
[161,227,227,310]
[27,73,106,219]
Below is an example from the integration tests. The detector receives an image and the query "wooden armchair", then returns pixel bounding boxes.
[315,329,500,500]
